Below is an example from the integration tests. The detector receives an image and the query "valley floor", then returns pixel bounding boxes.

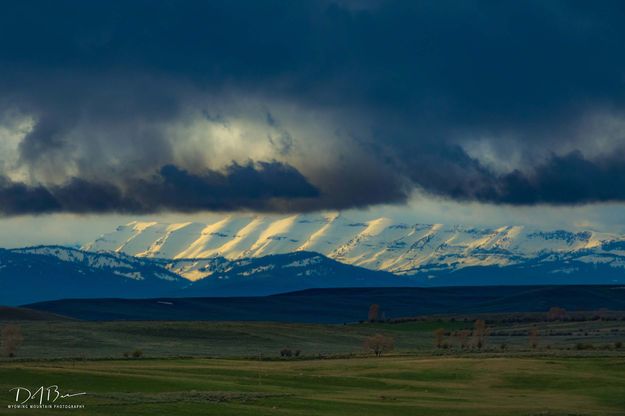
[1,356,624,415]
[1,317,624,415]
[2,314,625,359]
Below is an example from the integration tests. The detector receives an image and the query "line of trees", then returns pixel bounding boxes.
[434,320,491,350]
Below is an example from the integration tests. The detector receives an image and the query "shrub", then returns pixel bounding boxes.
[280,348,293,357]
[575,343,594,350]
[615,341,623,349]
[131,349,144,358]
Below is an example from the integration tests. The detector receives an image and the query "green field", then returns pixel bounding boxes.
[1,356,624,415]
[3,316,625,359]
[1,316,625,415]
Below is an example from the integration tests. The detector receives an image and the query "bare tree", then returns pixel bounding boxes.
[473,320,489,349]
[594,308,609,321]
[363,334,394,357]
[434,328,446,348]
[1,324,24,358]
[547,307,568,321]
[528,328,539,349]
[368,304,380,323]
[455,330,470,349]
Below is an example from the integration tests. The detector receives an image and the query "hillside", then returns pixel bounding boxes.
[25,285,625,323]
[0,306,70,321]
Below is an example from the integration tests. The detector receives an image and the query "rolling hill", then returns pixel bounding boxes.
[25,286,625,323]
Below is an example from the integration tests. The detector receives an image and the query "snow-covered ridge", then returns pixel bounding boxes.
[11,245,185,282]
[8,245,337,283]
[83,213,625,275]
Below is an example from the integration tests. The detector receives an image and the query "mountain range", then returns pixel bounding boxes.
[0,246,403,305]
[2,213,625,305]
[84,213,625,278]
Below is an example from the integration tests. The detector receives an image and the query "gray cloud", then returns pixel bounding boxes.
[0,162,319,215]
[469,151,625,205]
[1,0,625,215]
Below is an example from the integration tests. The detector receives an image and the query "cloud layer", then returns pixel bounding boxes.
[0,162,319,215]
[1,0,625,214]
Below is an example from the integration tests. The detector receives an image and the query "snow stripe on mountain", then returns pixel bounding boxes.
[83,213,625,276]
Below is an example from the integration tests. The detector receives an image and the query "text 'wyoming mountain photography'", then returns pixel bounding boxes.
[1,1,625,415]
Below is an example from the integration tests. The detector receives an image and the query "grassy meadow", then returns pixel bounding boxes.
[1,315,624,415]
[1,356,625,415]
[3,314,625,359]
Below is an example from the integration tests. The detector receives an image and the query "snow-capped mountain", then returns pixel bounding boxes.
[0,246,187,305]
[3,239,625,306]
[11,246,182,281]
[83,213,625,277]
[180,251,402,297]
[0,246,403,305]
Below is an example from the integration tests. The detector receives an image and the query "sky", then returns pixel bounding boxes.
[1,0,625,246]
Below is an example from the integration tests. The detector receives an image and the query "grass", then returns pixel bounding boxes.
[1,317,624,414]
[2,317,624,359]
[1,356,624,415]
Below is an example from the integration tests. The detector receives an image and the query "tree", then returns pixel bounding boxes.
[363,334,394,357]
[368,304,380,323]
[1,324,24,357]
[528,328,539,349]
[547,307,568,321]
[594,308,609,321]
[455,330,470,349]
[434,328,446,348]
[473,320,489,349]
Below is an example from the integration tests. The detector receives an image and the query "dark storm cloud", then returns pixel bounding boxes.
[0,177,60,215]
[0,162,319,215]
[481,152,625,205]
[1,0,625,214]
[135,162,319,212]
[410,149,625,205]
